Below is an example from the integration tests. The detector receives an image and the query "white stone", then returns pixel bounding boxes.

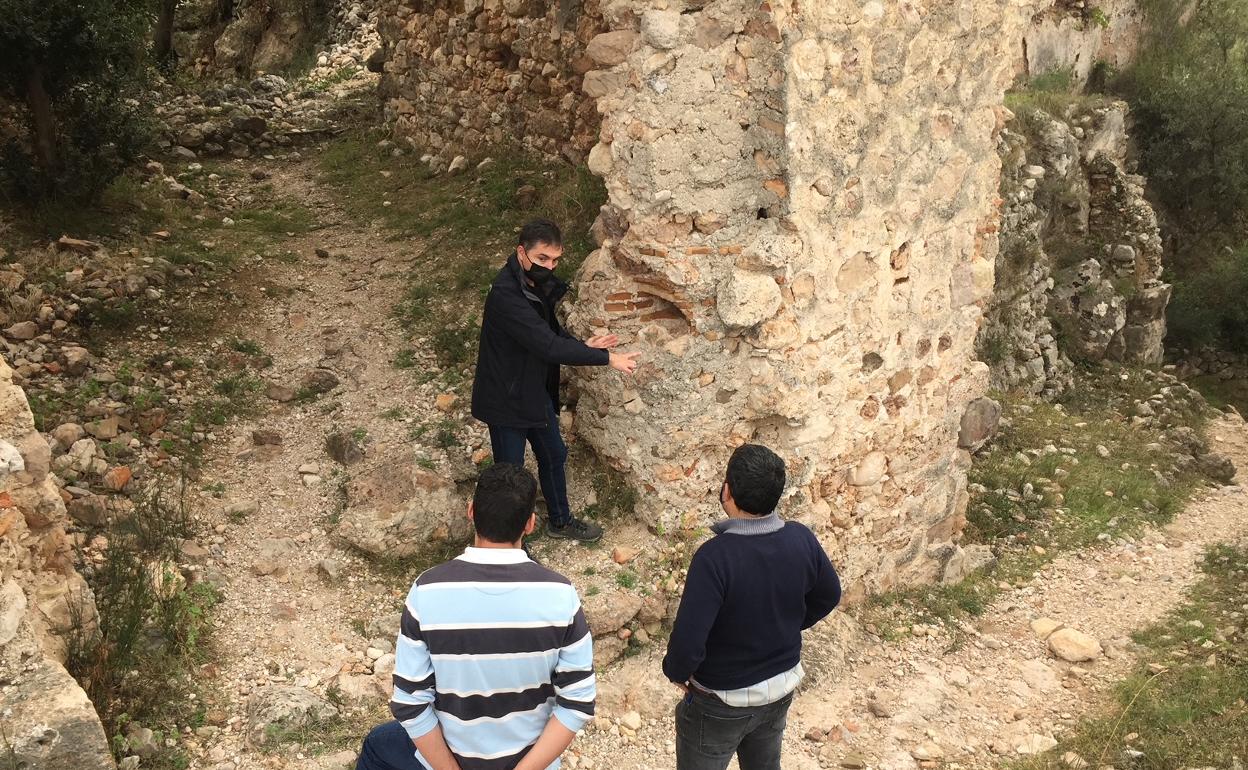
[1047,627,1102,662]
[716,270,782,328]
[1030,617,1063,639]
[1016,734,1059,754]
[848,451,887,486]
[640,10,681,50]
[587,142,613,176]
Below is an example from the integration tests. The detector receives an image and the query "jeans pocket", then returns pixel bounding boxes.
[699,710,752,755]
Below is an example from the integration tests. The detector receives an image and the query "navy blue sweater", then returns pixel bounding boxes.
[662,518,842,690]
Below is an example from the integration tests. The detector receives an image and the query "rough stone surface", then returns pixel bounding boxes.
[378,0,609,162]
[558,0,1041,599]
[0,354,112,768]
[335,453,470,556]
[981,101,1168,395]
[245,685,339,746]
[1047,627,1103,662]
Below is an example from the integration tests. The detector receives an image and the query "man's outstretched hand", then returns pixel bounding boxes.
[586,334,619,349]
[609,351,641,375]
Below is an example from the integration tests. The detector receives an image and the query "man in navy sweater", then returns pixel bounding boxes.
[663,444,842,770]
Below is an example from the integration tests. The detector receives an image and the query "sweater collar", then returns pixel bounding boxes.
[711,511,784,536]
[458,546,531,564]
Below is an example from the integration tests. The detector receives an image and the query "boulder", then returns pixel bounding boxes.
[582,589,643,637]
[958,397,1002,451]
[585,31,639,67]
[335,455,469,557]
[0,654,116,769]
[1047,627,1102,662]
[245,686,338,746]
[716,269,782,329]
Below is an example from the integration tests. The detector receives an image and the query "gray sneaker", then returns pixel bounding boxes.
[547,517,603,543]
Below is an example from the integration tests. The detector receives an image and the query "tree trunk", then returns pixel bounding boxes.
[154,0,178,67]
[24,65,58,177]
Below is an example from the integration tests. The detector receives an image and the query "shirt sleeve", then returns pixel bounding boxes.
[390,585,440,741]
[801,531,842,630]
[551,589,596,732]
[662,546,726,684]
[489,288,610,367]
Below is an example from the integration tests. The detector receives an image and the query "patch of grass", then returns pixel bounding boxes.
[380,406,407,420]
[1189,375,1248,417]
[262,703,388,757]
[1014,543,1248,770]
[865,365,1215,633]
[615,570,639,590]
[392,349,418,369]
[319,129,605,380]
[1005,67,1113,119]
[581,455,638,522]
[228,338,265,356]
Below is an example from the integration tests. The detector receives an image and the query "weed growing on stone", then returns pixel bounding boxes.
[1014,543,1248,770]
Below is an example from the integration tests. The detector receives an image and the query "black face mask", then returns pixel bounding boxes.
[526,263,558,290]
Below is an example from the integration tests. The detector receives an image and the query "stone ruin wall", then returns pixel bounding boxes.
[1023,0,1145,86]
[378,0,610,163]
[0,355,114,768]
[380,0,1048,601]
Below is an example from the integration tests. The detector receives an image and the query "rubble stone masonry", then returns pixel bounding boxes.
[381,0,1045,600]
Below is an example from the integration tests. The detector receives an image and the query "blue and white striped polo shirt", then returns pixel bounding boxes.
[390,547,596,769]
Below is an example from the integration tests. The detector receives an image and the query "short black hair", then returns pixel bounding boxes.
[724,444,786,516]
[472,463,538,543]
[518,219,562,251]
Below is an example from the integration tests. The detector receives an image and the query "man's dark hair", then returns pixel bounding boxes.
[518,219,562,251]
[472,463,538,543]
[724,444,786,516]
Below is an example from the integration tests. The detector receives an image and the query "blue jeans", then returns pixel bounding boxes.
[355,721,422,770]
[675,691,793,770]
[487,400,571,527]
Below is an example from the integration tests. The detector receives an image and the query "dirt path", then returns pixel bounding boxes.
[177,147,1248,770]
[569,415,1248,770]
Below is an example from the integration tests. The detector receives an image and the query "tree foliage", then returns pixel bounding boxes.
[0,0,153,202]
[1118,0,1248,243]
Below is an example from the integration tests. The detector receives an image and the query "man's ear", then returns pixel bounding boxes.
[522,512,536,536]
[467,501,475,522]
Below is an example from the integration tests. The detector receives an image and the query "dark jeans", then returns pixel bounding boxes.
[487,400,571,527]
[355,721,423,770]
[675,691,793,770]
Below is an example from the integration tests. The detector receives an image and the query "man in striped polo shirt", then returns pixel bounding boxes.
[355,463,596,770]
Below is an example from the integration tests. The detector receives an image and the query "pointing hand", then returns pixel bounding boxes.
[586,334,619,349]
[609,351,641,375]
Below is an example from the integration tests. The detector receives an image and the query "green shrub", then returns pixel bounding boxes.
[0,0,153,202]
[1168,246,1248,353]
[1118,0,1248,238]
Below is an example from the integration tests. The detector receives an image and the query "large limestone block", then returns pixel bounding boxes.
[246,686,339,746]
[0,656,116,769]
[716,270,782,328]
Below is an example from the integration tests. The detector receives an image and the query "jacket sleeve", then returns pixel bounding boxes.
[551,591,596,732]
[489,288,610,367]
[391,585,440,740]
[662,547,725,684]
[801,532,842,630]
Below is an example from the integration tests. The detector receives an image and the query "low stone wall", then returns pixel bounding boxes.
[377,0,608,163]
[0,354,114,768]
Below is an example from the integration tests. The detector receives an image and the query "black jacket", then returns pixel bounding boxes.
[471,253,608,428]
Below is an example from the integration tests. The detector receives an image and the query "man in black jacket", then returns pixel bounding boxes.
[663,444,841,770]
[471,219,639,543]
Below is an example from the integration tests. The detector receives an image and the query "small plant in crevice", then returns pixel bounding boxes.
[66,480,218,768]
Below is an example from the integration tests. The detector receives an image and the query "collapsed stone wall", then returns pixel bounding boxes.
[559,0,1040,601]
[981,100,1169,395]
[0,355,114,768]
[377,0,608,162]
